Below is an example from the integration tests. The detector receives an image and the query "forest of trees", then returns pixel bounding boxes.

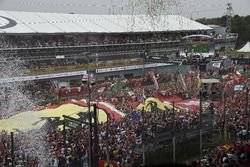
[197,15,250,49]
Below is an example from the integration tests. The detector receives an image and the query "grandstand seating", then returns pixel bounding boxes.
[0,24,237,77]
[4,32,183,49]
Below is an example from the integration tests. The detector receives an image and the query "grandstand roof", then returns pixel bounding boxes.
[0,10,211,34]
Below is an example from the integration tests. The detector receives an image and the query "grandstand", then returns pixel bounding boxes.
[0,10,217,83]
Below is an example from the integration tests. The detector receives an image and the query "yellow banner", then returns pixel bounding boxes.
[26,59,144,75]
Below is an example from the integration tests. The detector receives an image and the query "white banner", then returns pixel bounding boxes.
[234,85,244,91]
[212,62,221,68]
[96,63,170,73]
[0,70,87,84]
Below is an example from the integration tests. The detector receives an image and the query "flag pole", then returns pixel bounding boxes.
[246,87,249,131]
[93,104,99,167]
[199,88,203,160]
[172,101,176,163]
[223,91,227,142]
[199,61,203,160]
[86,53,93,167]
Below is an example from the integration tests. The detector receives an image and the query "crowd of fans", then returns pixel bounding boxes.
[3,33,185,49]
[1,31,234,50]
[0,64,250,166]
[187,138,250,167]
[186,70,250,166]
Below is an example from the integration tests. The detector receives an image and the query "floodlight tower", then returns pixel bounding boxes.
[225,2,234,54]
